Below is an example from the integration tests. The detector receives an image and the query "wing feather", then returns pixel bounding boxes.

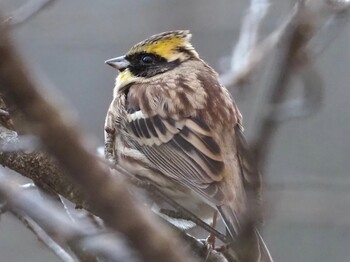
[125,109,225,205]
[146,118,158,137]
[180,127,222,161]
[138,118,151,138]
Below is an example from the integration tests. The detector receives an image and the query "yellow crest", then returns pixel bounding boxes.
[126,30,194,61]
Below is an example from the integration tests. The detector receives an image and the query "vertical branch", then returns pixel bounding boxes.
[220,0,270,86]
[250,0,350,168]
[252,2,314,169]
[231,0,270,73]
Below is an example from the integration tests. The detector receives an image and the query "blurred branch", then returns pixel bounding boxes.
[0,129,86,208]
[271,67,323,121]
[0,172,138,262]
[251,0,350,169]
[0,14,194,262]
[0,201,7,217]
[221,0,350,89]
[220,0,271,87]
[2,0,58,27]
[2,171,232,262]
[12,212,77,262]
[0,96,85,208]
[220,0,350,170]
[252,0,313,167]
[220,1,349,260]
[11,181,103,262]
[308,0,350,58]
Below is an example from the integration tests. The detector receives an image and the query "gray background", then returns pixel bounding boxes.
[0,0,350,261]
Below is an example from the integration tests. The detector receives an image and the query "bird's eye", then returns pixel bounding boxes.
[141,55,154,64]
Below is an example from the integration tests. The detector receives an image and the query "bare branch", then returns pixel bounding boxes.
[3,0,58,27]
[252,1,317,168]
[221,0,350,89]
[307,0,350,58]
[10,182,102,262]
[0,172,139,262]
[248,0,349,169]
[0,137,86,208]
[271,66,323,121]
[12,212,77,262]
[220,0,271,87]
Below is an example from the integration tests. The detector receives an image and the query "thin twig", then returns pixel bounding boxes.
[226,12,294,87]
[12,212,76,262]
[17,180,102,262]
[3,0,58,27]
[20,182,36,189]
[220,0,271,87]
[308,0,350,58]
[58,195,77,223]
[0,172,139,262]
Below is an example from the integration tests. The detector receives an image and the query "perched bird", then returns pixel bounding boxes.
[104,30,272,262]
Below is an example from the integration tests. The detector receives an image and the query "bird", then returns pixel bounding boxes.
[104,30,272,262]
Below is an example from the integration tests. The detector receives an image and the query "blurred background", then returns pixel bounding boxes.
[0,0,349,261]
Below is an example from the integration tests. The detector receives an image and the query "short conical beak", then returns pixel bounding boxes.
[105,56,130,71]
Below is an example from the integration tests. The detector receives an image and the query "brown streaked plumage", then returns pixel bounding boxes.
[104,30,272,262]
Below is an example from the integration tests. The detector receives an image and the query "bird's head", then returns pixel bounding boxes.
[105,30,199,91]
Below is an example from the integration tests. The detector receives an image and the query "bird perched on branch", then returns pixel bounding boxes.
[104,30,272,262]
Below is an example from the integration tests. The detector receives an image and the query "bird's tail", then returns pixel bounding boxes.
[217,205,273,262]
